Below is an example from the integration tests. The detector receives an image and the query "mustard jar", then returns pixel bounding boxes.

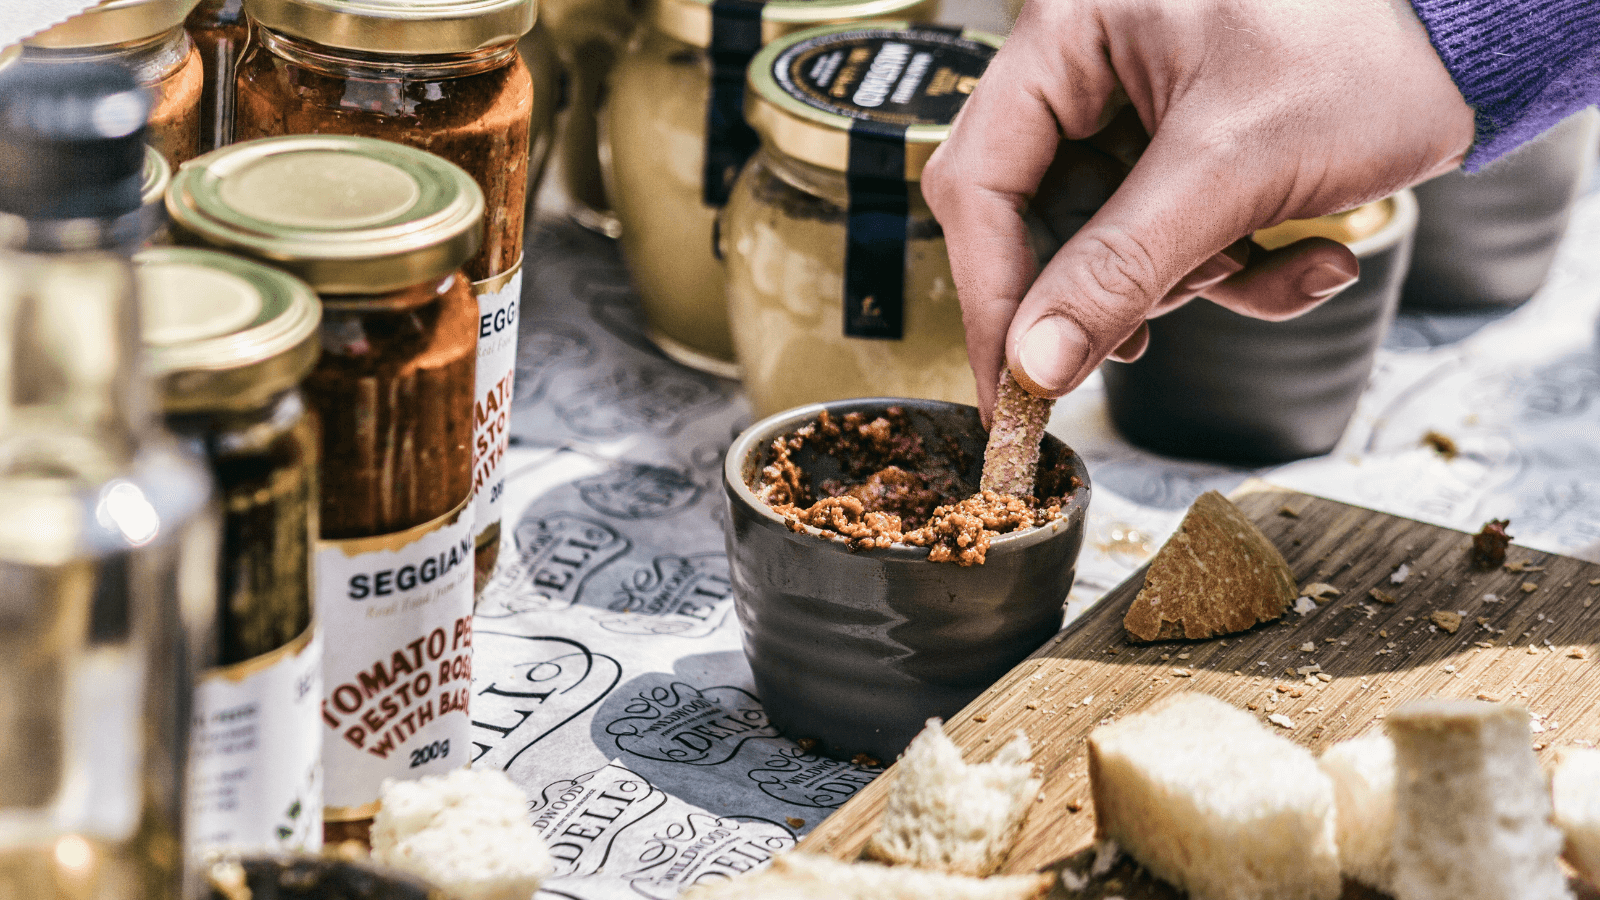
[604,0,939,378]
[721,23,1001,417]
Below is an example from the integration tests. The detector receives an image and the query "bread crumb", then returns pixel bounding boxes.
[1477,692,1501,702]
[1293,596,1318,615]
[1299,642,1316,652]
[1570,648,1590,660]
[1369,588,1397,604]
[797,738,818,752]
[1301,582,1342,602]
[1483,593,1500,603]
[1060,868,1089,892]
[1503,560,1544,572]
[786,817,805,828]
[1430,610,1462,634]
[1066,800,1083,813]
[852,753,882,767]
[1268,713,1296,729]
[1421,430,1458,458]
[1590,579,1600,586]
[1316,673,1333,682]
[1172,668,1192,677]
[1279,505,1301,518]
[1521,582,1539,593]
[971,715,987,722]
[1529,645,1542,655]
[1090,840,1120,877]
[1391,563,1412,584]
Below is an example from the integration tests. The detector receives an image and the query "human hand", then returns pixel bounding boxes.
[923,0,1475,418]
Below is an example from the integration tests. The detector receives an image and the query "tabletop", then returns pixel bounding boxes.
[481,153,1600,900]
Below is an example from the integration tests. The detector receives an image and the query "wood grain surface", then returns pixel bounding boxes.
[800,481,1600,895]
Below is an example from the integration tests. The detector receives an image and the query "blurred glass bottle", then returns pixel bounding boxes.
[0,63,218,900]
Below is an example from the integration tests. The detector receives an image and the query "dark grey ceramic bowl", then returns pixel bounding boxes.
[723,397,1090,762]
[206,856,439,900]
[1101,189,1418,465]
[1403,108,1599,311]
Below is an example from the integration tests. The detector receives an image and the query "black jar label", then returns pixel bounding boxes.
[772,26,995,128]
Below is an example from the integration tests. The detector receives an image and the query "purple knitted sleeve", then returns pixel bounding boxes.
[1409,0,1600,169]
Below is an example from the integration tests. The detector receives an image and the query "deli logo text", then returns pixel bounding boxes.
[347,535,474,600]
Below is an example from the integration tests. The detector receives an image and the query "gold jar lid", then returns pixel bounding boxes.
[168,135,484,294]
[26,0,200,49]
[647,0,937,49]
[135,246,322,413]
[142,144,170,210]
[746,23,1001,180]
[1254,198,1396,251]
[244,0,535,54]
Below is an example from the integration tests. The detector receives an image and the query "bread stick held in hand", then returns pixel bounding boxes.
[980,370,1056,497]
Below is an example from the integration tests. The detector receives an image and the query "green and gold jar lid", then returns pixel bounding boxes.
[243,0,535,54]
[135,246,322,413]
[26,0,201,49]
[746,22,1001,180]
[167,135,484,294]
[646,0,937,49]
[142,143,170,211]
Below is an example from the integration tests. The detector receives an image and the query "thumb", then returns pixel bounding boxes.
[1006,132,1263,396]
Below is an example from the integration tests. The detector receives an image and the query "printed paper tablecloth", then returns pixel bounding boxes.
[482,185,1600,899]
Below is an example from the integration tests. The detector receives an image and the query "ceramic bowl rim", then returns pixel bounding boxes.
[723,396,1091,561]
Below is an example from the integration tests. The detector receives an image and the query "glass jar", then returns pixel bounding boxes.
[541,0,635,236]
[22,0,204,167]
[723,23,1001,418]
[186,0,248,153]
[517,20,563,215]
[168,135,482,846]
[235,0,539,591]
[605,0,939,379]
[135,246,325,856]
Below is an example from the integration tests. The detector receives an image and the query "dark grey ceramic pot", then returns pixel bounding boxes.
[1403,108,1599,311]
[723,397,1090,762]
[1102,189,1418,465]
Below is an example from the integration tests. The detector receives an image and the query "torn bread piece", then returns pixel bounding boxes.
[979,369,1054,497]
[1087,692,1340,900]
[1123,490,1297,642]
[863,718,1041,876]
[1319,732,1397,895]
[371,768,554,900]
[679,852,1055,900]
[1552,747,1600,887]
[1386,699,1571,900]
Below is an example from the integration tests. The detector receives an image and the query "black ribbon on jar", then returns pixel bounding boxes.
[704,0,765,208]
[843,119,909,340]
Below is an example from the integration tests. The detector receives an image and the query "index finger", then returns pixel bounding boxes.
[923,6,1121,417]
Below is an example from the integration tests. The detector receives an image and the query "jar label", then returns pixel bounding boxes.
[772,26,995,127]
[316,502,475,818]
[190,627,323,853]
[703,0,766,207]
[471,263,522,556]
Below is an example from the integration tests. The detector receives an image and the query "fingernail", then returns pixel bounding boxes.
[1017,316,1090,394]
[1300,261,1359,299]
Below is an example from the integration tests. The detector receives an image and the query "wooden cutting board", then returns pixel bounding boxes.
[800,481,1600,896]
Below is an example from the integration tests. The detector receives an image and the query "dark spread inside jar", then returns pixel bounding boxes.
[753,407,1082,565]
